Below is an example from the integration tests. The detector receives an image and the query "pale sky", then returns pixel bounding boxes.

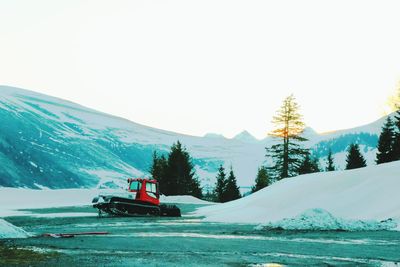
[1,0,400,139]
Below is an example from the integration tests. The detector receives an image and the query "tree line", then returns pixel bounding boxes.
[150,140,242,202]
[149,90,400,201]
[148,140,242,202]
[212,165,241,202]
[252,90,400,193]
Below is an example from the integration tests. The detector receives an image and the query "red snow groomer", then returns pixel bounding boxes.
[92,178,181,217]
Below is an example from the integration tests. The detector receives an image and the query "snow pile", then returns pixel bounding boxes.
[256,209,397,231]
[0,219,30,238]
[195,161,400,228]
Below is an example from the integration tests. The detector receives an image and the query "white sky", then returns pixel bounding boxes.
[1,0,400,139]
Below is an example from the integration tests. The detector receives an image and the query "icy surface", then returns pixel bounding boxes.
[30,212,98,218]
[256,209,398,231]
[0,219,30,238]
[195,161,400,229]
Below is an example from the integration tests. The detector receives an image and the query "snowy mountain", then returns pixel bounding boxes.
[203,133,226,139]
[233,130,259,143]
[0,85,389,190]
[307,123,382,169]
[0,86,263,189]
[302,127,319,140]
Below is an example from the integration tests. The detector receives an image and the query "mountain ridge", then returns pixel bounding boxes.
[0,85,386,190]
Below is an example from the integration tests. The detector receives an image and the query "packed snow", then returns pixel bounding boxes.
[256,209,397,231]
[0,188,101,217]
[0,219,30,238]
[195,161,400,230]
[160,195,214,205]
[0,187,212,217]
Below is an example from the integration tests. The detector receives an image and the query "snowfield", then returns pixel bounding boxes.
[195,161,400,230]
[0,188,101,217]
[1,161,399,232]
[0,188,212,217]
[0,219,31,238]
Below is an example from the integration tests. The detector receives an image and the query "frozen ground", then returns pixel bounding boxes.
[195,161,400,231]
[2,205,400,266]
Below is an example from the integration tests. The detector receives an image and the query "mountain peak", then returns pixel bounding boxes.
[302,127,318,139]
[233,130,259,143]
[204,133,226,139]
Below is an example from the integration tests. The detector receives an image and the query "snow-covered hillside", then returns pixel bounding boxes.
[0,86,264,189]
[0,85,390,189]
[194,161,400,228]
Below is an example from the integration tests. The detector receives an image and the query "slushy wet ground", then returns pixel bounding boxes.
[2,204,400,266]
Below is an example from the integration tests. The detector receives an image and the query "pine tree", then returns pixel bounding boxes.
[345,143,367,170]
[163,141,202,197]
[390,87,400,160]
[214,165,227,203]
[251,166,270,193]
[149,151,168,193]
[376,117,396,164]
[326,149,336,171]
[298,152,320,175]
[188,176,203,198]
[224,167,241,202]
[266,95,308,180]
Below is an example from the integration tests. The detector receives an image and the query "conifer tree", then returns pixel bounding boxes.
[376,116,396,164]
[224,167,241,202]
[298,152,320,175]
[345,143,367,170]
[161,141,202,197]
[188,176,203,198]
[214,165,227,203]
[325,149,336,171]
[251,166,270,193]
[266,95,308,180]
